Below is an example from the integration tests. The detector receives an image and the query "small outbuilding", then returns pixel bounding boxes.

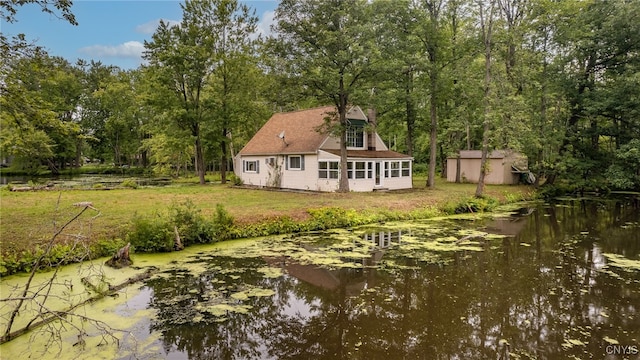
[446,150,532,185]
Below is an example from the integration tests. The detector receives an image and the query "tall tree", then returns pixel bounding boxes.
[144,0,257,184]
[421,0,445,189]
[475,0,498,198]
[371,0,425,159]
[0,52,83,173]
[273,0,377,192]
[203,0,259,184]
[549,0,640,191]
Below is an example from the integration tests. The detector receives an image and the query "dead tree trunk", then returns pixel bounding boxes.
[105,243,132,268]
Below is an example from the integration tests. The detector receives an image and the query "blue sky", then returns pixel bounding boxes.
[2,0,278,70]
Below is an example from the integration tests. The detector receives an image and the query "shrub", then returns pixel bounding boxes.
[170,200,212,246]
[412,163,427,175]
[538,183,577,200]
[126,213,174,252]
[232,174,243,186]
[120,179,138,189]
[444,196,499,214]
[211,204,234,240]
[307,207,377,230]
[91,238,128,258]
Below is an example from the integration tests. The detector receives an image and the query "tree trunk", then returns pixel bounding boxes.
[427,72,437,189]
[220,129,228,185]
[338,113,349,192]
[194,131,206,185]
[426,1,440,190]
[475,0,495,198]
[75,138,82,168]
[405,70,416,157]
[337,77,350,193]
[105,243,132,268]
[228,131,236,172]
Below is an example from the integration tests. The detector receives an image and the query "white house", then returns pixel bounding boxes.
[235,105,413,192]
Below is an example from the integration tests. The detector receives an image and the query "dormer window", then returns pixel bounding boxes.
[347,125,364,148]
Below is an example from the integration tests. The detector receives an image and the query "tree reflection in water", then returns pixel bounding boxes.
[142,199,640,360]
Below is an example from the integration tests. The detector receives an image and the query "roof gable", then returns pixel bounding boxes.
[239,106,335,155]
[346,106,368,121]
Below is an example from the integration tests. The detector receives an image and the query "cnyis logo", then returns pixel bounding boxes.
[605,344,639,355]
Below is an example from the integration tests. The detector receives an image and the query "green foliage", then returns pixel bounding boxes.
[91,238,128,258]
[443,196,500,214]
[307,207,373,230]
[606,139,640,190]
[126,213,174,253]
[127,201,234,253]
[231,174,243,186]
[120,179,138,189]
[211,203,235,240]
[170,200,213,245]
[412,163,427,175]
[0,241,115,277]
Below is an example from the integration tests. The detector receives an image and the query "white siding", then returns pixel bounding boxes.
[240,152,412,192]
[374,133,388,151]
[382,176,413,190]
[280,154,318,191]
[238,155,269,187]
[319,136,340,150]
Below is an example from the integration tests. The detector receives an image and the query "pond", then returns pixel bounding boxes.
[1,199,639,359]
[0,174,173,188]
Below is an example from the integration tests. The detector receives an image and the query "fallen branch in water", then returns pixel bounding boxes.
[0,268,157,344]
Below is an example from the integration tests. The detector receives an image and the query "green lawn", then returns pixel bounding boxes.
[0,176,535,255]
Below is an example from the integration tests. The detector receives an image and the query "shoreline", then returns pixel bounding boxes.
[0,178,536,276]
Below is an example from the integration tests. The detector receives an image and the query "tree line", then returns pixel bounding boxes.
[1,0,639,193]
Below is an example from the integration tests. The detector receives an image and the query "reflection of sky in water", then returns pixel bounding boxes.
[281,286,322,320]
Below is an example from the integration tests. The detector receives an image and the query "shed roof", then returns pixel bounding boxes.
[449,150,518,159]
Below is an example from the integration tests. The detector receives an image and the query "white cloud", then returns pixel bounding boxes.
[255,10,275,39]
[78,41,145,59]
[135,18,180,34]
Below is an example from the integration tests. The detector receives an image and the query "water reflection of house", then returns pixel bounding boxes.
[265,230,405,294]
[363,230,405,264]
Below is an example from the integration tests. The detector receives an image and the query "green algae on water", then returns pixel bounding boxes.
[603,253,640,272]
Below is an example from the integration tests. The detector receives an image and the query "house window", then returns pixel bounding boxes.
[390,161,400,177]
[367,162,373,179]
[346,161,368,179]
[319,161,339,179]
[266,157,275,166]
[244,160,259,173]
[347,126,364,148]
[288,155,304,170]
[355,161,367,179]
[402,161,411,177]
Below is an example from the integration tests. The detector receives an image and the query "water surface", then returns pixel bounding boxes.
[2,199,639,359]
[140,199,640,359]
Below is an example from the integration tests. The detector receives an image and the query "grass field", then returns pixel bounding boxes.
[0,176,535,256]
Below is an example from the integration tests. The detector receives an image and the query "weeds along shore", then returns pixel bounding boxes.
[0,177,535,276]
